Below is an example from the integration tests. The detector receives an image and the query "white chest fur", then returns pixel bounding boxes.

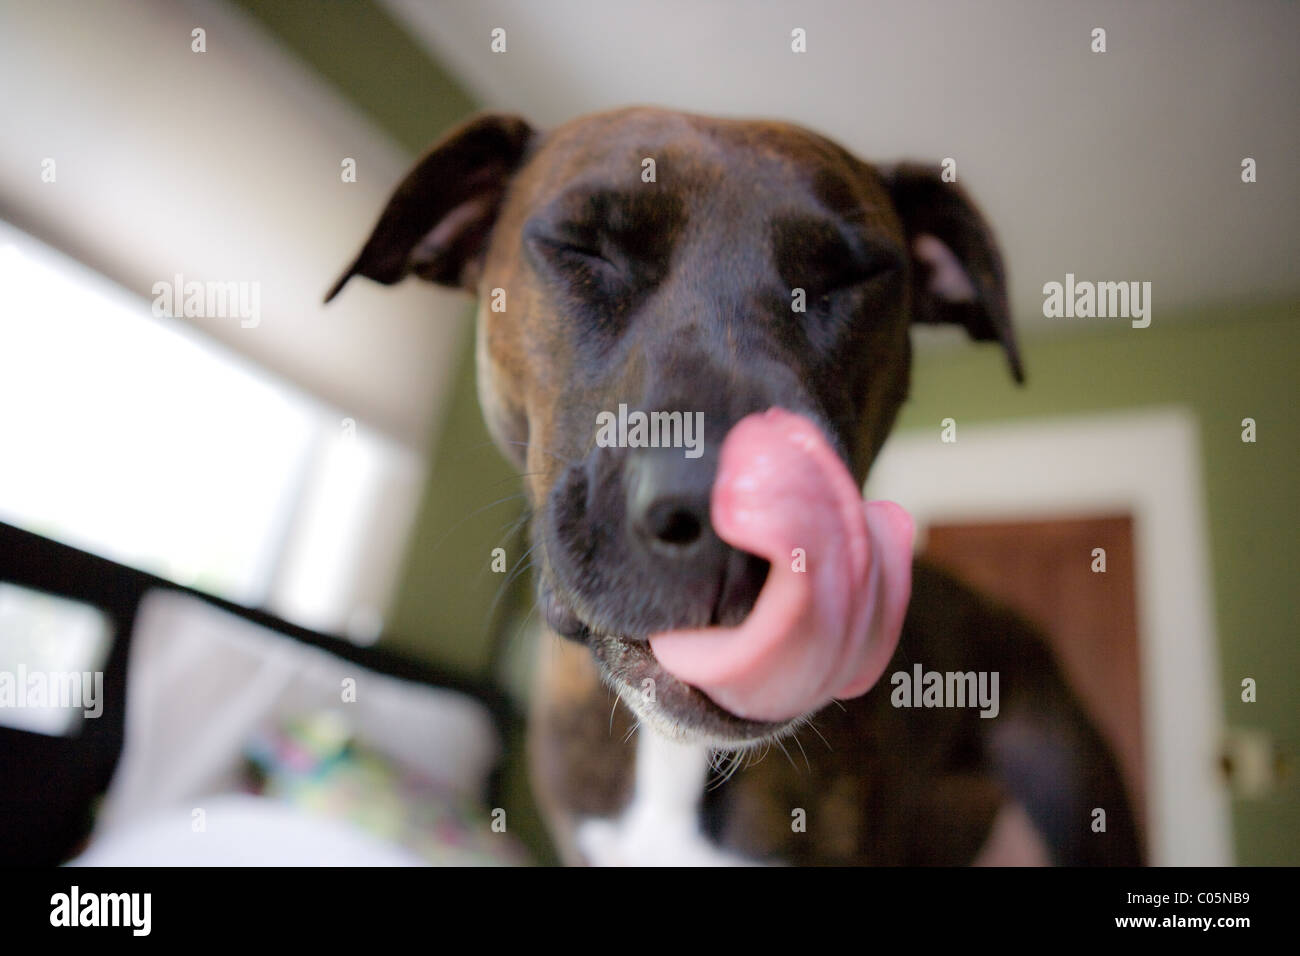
[571,731,1050,866]
[574,732,756,866]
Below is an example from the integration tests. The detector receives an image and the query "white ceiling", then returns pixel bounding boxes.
[385,0,1300,330]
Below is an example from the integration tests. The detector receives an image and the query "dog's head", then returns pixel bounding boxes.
[329,107,1020,747]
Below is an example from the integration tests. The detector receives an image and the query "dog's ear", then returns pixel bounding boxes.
[325,113,535,301]
[881,163,1023,383]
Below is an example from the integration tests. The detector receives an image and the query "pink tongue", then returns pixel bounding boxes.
[648,409,914,723]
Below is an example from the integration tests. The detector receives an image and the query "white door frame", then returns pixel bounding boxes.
[866,405,1232,866]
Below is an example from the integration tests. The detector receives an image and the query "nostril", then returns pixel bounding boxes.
[644,499,705,548]
[624,446,718,556]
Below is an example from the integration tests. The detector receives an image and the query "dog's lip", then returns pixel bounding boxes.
[538,578,792,741]
[597,638,794,744]
[539,580,587,639]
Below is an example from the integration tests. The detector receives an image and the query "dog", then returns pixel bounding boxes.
[327,106,1141,866]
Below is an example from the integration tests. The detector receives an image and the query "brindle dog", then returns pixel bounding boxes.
[328,107,1140,866]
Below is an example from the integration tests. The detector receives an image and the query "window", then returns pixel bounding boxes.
[0,222,422,638]
[0,583,112,736]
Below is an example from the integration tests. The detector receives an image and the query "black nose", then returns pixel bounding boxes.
[625,446,717,557]
[621,444,770,630]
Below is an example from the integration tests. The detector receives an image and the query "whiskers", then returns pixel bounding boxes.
[622,719,641,745]
[703,716,830,789]
[707,748,750,789]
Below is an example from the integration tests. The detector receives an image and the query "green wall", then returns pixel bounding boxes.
[382,324,534,675]
[894,304,1299,865]
[229,0,475,153]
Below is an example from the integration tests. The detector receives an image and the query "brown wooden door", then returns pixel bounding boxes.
[923,514,1146,849]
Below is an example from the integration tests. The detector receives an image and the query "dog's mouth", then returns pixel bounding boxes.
[538,563,794,748]
[592,633,801,747]
[538,408,916,747]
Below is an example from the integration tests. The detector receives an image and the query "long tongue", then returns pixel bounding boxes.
[648,409,913,722]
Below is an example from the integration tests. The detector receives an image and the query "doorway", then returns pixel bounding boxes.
[866,406,1231,865]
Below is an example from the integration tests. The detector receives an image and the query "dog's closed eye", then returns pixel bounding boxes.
[773,216,902,306]
[526,231,630,299]
[523,209,678,330]
[522,224,661,339]
[533,234,619,269]
[809,258,895,303]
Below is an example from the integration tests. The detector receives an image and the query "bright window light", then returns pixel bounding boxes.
[0,583,113,736]
[0,221,421,631]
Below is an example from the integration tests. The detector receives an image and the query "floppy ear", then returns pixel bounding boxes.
[882,163,1024,383]
[325,113,535,301]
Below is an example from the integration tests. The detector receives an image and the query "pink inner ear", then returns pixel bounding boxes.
[419,195,495,255]
[913,234,977,303]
